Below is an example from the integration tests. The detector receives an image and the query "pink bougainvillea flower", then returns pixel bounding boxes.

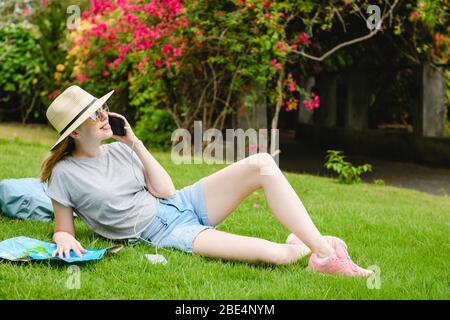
[173,46,183,57]
[76,74,88,84]
[113,57,123,68]
[162,44,173,56]
[288,82,296,92]
[311,92,320,108]
[410,11,420,20]
[285,99,291,111]
[286,99,299,111]
[302,93,320,110]
[154,59,164,67]
[275,41,287,52]
[270,59,282,70]
[303,99,313,110]
[295,32,311,46]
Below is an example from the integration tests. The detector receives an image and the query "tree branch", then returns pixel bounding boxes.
[334,7,347,33]
[293,0,400,62]
[212,61,241,129]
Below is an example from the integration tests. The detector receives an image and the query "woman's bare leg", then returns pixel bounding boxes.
[196,152,334,259]
[193,229,311,265]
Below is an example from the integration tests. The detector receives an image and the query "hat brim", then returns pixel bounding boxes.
[50,90,115,151]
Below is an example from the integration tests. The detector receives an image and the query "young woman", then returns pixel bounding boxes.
[40,85,373,276]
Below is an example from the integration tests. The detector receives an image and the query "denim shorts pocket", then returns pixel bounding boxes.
[143,216,168,243]
[161,194,193,214]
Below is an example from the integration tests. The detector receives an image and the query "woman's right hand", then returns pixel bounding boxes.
[52,231,87,258]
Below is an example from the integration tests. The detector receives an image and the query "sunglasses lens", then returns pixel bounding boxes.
[94,104,109,119]
[88,104,109,121]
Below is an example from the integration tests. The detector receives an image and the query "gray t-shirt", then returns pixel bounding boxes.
[45,141,160,240]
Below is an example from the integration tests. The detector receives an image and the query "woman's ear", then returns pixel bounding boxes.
[69,130,81,139]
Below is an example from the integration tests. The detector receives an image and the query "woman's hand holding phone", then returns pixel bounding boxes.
[107,112,140,147]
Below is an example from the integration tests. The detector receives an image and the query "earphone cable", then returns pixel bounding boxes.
[128,137,162,254]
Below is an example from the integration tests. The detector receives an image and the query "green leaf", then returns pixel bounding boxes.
[4,83,15,91]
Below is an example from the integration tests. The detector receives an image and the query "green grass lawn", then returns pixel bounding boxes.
[0,133,449,299]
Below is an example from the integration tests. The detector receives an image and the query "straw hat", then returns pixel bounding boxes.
[46,85,114,151]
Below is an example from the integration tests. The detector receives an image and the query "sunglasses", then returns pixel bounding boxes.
[88,103,109,121]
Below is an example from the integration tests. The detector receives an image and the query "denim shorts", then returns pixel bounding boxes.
[139,177,216,253]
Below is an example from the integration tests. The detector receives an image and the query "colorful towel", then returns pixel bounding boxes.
[0,236,123,263]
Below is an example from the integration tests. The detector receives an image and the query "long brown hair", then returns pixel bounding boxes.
[39,136,75,183]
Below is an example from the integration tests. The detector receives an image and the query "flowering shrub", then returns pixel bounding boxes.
[220,0,320,119]
[63,0,188,123]
[2,0,447,140]
[66,0,187,83]
[64,0,449,139]
[65,0,323,135]
[406,0,449,65]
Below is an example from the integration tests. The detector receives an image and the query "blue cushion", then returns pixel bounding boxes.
[0,178,53,221]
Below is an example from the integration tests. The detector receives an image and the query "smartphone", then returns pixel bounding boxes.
[108,115,126,136]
